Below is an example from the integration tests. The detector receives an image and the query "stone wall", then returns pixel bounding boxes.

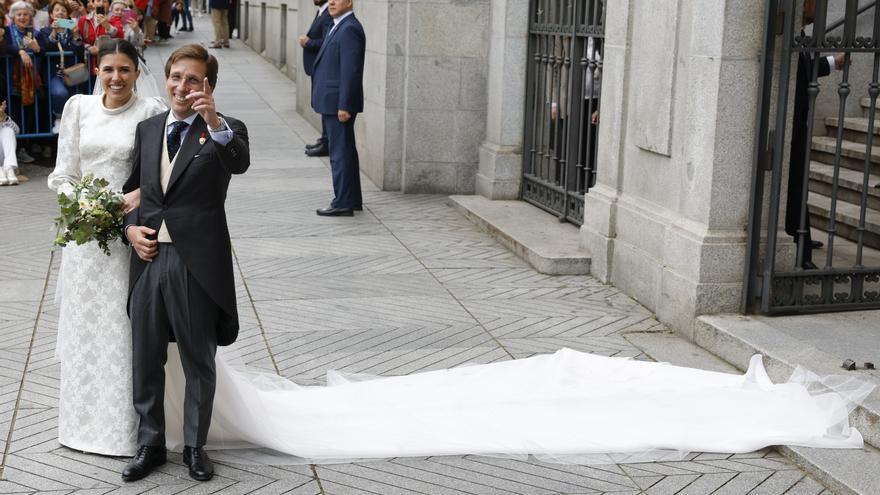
[240,0,492,194]
[581,0,766,337]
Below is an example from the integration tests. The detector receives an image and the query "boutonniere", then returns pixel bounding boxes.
[199,132,206,145]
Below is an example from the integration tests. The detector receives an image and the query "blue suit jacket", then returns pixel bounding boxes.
[311,13,365,115]
[303,8,333,77]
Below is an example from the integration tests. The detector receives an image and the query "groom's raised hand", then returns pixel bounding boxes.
[186,78,222,130]
[126,226,158,262]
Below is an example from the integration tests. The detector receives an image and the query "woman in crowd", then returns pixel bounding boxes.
[4,1,46,161]
[109,0,142,51]
[65,0,84,17]
[0,100,21,185]
[77,0,122,61]
[41,0,83,133]
[27,0,49,30]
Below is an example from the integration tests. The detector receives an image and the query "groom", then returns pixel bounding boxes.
[121,44,250,482]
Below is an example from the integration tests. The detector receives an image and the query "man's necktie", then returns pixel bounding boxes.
[168,121,188,162]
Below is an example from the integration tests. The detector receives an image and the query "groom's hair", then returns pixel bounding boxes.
[165,44,219,89]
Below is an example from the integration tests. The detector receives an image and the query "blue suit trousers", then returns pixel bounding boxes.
[322,113,362,209]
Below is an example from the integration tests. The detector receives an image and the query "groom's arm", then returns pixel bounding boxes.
[122,127,142,245]
[187,78,249,175]
[214,116,250,175]
[123,124,143,195]
[121,126,157,261]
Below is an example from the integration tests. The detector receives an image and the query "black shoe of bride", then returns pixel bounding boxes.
[183,446,214,481]
[122,445,167,481]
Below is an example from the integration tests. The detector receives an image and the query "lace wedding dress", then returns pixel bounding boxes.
[48,97,872,463]
[49,93,167,456]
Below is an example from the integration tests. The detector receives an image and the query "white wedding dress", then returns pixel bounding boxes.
[49,93,167,456]
[49,95,873,463]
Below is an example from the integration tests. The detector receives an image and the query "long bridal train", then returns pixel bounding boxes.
[161,347,874,464]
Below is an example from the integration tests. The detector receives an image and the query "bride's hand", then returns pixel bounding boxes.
[122,188,140,214]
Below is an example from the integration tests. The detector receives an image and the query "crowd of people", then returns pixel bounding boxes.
[0,0,232,186]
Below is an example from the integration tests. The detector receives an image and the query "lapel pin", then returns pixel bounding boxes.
[199,132,207,145]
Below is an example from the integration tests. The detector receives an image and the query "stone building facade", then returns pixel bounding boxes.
[239,0,874,335]
[241,0,499,193]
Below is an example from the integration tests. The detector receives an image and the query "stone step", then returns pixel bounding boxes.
[811,135,880,174]
[807,190,880,249]
[808,161,880,212]
[825,116,880,145]
[695,314,880,495]
[447,195,591,275]
[859,96,880,117]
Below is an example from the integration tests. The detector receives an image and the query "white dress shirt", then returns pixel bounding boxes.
[327,10,353,37]
[166,111,233,147]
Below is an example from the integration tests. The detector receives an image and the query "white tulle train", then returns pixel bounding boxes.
[160,347,872,465]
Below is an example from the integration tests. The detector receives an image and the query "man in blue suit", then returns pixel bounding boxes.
[299,0,333,156]
[311,0,365,216]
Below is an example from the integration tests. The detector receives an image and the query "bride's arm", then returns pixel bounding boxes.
[122,188,140,214]
[47,95,83,198]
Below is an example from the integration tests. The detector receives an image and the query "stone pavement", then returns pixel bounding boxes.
[0,19,832,495]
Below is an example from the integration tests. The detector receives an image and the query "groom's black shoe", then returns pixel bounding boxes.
[183,446,214,481]
[122,445,167,482]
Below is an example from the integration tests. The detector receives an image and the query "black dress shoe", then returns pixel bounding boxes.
[305,140,325,151]
[354,205,363,211]
[122,445,167,482]
[810,240,824,249]
[305,143,329,157]
[316,206,354,217]
[183,446,214,481]
[802,261,818,270]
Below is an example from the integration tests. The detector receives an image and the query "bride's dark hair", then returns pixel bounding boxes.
[96,38,140,69]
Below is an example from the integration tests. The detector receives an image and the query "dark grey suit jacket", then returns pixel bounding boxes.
[123,111,250,346]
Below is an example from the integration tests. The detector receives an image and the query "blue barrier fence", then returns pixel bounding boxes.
[1,51,95,139]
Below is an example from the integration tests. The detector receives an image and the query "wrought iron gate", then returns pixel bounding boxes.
[745,0,880,313]
[521,0,604,226]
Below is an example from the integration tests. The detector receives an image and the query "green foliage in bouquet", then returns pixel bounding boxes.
[54,174,125,256]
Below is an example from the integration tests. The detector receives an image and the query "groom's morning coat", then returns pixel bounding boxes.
[123,111,250,346]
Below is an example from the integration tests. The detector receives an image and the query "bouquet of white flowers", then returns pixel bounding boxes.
[54,174,125,256]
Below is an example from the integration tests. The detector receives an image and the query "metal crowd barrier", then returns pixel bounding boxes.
[1,51,95,139]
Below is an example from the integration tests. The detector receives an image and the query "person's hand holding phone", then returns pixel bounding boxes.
[96,7,110,28]
[55,18,77,30]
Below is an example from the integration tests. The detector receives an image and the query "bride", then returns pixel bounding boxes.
[48,39,165,456]
[48,41,873,478]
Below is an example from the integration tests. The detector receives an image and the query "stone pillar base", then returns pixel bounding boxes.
[580,184,619,283]
[475,141,522,200]
[582,190,747,337]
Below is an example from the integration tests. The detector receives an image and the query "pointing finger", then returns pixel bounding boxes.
[203,77,211,96]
